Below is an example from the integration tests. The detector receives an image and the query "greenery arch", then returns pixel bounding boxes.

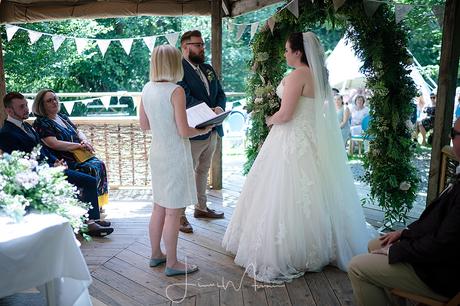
[244,0,419,226]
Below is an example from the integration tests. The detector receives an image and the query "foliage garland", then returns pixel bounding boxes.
[244,0,419,226]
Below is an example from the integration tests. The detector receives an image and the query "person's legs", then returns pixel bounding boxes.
[65,169,100,220]
[150,203,166,259]
[420,120,428,145]
[190,133,217,211]
[348,253,448,306]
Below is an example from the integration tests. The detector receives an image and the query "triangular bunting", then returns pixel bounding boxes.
[432,5,445,28]
[27,30,43,45]
[363,0,382,18]
[100,96,111,109]
[236,24,247,41]
[250,22,259,39]
[6,25,19,42]
[120,38,134,55]
[286,0,299,18]
[62,101,75,115]
[395,4,413,23]
[267,17,276,34]
[75,38,88,55]
[96,40,111,57]
[52,36,65,52]
[81,99,92,106]
[227,20,234,32]
[332,0,346,12]
[165,33,179,46]
[143,36,156,53]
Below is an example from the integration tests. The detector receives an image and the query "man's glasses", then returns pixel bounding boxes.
[186,42,205,48]
[450,128,460,139]
[430,96,436,99]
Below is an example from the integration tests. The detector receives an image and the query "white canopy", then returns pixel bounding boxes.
[326,37,435,104]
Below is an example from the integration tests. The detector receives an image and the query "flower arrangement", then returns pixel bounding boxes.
[205,69,215,82]
[0,147,90,234]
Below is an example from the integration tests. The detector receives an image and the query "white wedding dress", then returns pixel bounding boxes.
[222,82,374,283]
[222,32,376,284]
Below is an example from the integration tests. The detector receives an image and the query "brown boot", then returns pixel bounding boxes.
[179,216,193,233]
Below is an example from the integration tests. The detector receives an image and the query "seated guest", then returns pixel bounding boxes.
[335,94,351,146]
[416,92,436,145]
[348,117,460,306]
[32,89,109,209]
[350,95,369,136]
[0,92,113,237]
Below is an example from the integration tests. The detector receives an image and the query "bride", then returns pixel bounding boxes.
[222,32,376,283]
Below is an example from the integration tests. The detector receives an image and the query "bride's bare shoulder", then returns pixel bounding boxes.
[285,67,311,84]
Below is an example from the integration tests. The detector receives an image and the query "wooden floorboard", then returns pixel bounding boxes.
[78,153,425,305]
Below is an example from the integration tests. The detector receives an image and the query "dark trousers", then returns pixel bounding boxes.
[65,169,100,220]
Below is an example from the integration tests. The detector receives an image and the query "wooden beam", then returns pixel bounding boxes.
[0,26,6,128]
[210,0,223,190]
[231,0,281,17]
[426,0,460,204]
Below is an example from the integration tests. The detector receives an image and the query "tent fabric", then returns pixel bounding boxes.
[0,0,211,23]
[326,37,433,103]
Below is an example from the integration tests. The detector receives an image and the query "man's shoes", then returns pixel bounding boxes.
[194,208,224,219]
[179,216,193,233]
[87,222,114,237]
[95,219,111,227]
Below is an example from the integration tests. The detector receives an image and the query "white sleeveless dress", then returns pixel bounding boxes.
[141,82,197,209]
[222,82,373,283]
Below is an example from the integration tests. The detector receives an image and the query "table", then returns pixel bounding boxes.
[0,213,92,306]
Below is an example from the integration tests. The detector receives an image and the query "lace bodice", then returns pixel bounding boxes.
[276,82,316,129]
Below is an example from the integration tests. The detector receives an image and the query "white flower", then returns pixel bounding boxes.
[399,181,411,191]
[254,97,263,104]
[15,171,39,189]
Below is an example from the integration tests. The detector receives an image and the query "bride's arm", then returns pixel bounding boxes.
[266,70,306,125]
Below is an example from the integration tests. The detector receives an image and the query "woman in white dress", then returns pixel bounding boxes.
[222,32,376,283]
[139,45,212,276]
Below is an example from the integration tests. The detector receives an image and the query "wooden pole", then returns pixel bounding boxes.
[426,0,460,204]
[0,25,6,127]
[210,0,223,190]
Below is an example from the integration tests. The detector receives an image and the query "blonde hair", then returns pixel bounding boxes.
[150,45,184,83]
[33,89,60,117]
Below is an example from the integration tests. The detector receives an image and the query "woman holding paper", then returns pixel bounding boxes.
[139,45,212,276]
[32,89,109,208]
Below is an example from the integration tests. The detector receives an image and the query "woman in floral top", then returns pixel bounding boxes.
[32,89,109,208]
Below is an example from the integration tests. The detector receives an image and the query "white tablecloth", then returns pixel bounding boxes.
[0,214,92,306]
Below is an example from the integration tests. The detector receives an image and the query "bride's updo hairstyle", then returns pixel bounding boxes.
[287,32,309,66]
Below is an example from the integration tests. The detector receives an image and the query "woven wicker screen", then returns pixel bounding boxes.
[77,121,151,188]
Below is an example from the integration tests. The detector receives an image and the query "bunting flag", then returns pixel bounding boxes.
[100,96,111,109]
[267,17,276,34]
[165,32,179,46]
[432,5,445,28]
[96,40,111,57]
[227,20,234,32]
[286,0,299,18]
[250,22,259,39]
[26,99,34,112]
[363,0,382,18]
[52,35,65,51]
[62,101,76,115]
[120,38,134,55]
[332,0,346,12]
[6,25,19,42]
[395,4,413,24]
[28,30,42,44]
[143,36,156,53]
[236,24,247,41]
[74,38,88,55]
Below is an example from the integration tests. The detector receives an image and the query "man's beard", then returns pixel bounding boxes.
[189,51,205,65]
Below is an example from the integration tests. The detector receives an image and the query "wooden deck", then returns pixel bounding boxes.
[80,153,424,306]
[82,188,357,306]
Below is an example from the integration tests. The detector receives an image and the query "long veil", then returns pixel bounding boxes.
[302,32,375,270]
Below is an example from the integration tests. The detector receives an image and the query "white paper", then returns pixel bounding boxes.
[186,102,230,128]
